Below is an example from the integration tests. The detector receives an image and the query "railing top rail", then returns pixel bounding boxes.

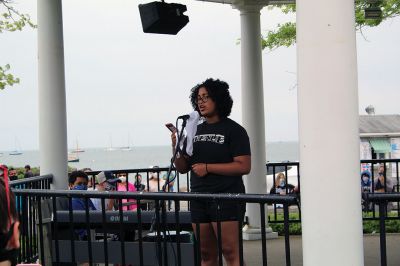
[367,192,400,202]
[85,163,302,176]
[85,167,177,175]
[12,189,298,204]
[266,161,299,167]
[9,174,53,186]
[361,159,400,163]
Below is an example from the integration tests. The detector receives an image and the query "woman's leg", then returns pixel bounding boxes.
[211,221,244,266]
[192,223,219,266]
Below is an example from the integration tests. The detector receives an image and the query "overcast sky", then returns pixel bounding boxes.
[0,0,399,151]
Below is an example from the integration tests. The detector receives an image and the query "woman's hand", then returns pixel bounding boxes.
[171,130,177,149]
[192,163,208,177]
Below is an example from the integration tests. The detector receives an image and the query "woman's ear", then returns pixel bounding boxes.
[7,221,20,249]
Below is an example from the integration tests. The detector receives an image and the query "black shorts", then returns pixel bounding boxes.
[190,199,246,223]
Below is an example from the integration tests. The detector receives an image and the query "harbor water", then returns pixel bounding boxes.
[0,142,299,171]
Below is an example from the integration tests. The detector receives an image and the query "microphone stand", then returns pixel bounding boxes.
[148,117,189,266]
[149,117,188,234]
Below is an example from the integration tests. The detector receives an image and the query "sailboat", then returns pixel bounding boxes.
[71,140,85,153]
[120,134,132,151]
[9,137,23,155]
[68,153,79,163]
[9,151,22,155]
[68,145,79,163]
[105,135,117,151]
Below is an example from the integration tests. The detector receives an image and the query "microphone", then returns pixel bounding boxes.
[177,114,190,120]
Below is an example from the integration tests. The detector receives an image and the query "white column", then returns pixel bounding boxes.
[38,0,68,189]
[234,2,275,240]
[297,0,364,265]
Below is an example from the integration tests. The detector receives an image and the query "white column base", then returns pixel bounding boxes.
[242,225,278,240]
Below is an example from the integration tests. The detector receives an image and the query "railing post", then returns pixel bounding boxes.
[283,203,291,266]
[52,197,60,265]
[259,203,268,266]
[378,202,387,266]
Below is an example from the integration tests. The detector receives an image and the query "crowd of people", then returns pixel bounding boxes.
[360,164,395,194]
[0,164,37,182]
[67,166,177,214]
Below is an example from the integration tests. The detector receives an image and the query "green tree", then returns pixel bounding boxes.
[0,0,35,90]
[262,0,400,51]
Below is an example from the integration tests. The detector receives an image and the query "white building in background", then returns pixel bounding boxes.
[359,114,400,160]
[359,112,400,179]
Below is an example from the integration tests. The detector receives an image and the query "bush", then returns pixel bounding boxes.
[269,211,400,235]
[270,222,302,236]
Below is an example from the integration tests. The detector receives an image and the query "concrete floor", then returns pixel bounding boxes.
[242,234,400,266]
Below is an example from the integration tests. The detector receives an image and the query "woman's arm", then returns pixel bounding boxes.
[192,155,251,177]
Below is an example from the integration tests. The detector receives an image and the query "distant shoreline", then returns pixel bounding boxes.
[0,141,299,153]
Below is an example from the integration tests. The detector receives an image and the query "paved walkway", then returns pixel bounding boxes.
[243,234,400,266]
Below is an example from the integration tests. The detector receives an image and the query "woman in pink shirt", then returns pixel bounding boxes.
[117,174,137,211]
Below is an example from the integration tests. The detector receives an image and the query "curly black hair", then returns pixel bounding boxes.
[190,78,233,118]
[68,170,89,185]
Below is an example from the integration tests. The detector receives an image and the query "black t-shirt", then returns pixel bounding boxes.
[189,118,251,193]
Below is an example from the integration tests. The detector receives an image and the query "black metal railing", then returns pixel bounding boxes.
[10,159,400,225]
[266,162,301,224]
[360,159,400,222]
[367,193,400,266]
[360,159,400,193]
[12,189,298,266]
[266,159,400,223]
[8,175,53,263]
[85,167,190,193]
[9,174,53,189]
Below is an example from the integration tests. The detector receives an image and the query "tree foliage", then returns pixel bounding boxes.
[0,0,36,90]
[262,0,400,51]
[0,64,20,90]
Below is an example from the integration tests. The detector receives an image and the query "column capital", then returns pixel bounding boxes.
[232,0,267,13]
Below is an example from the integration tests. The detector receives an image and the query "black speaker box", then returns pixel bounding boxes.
[138,1,189,35]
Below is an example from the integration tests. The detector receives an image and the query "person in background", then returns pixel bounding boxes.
[269,172,297,209]
[23,165,34,179]
[68,171,96,211]
[374,164,394,193]
[162,171,175,192]
[269,172,296,195]
[86,178,94,191]
[134,174,145,192]
[117,173,137,211]
[361,171,372,193]
[172,78,251,266]
[162,171,176,210]
[80,168,94,190]
[147,166,163,192]
[361,170,372,211]
[68,171,96,243]
[0,178,20,266]
[91,171,120,211]
[8,169,17,182]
